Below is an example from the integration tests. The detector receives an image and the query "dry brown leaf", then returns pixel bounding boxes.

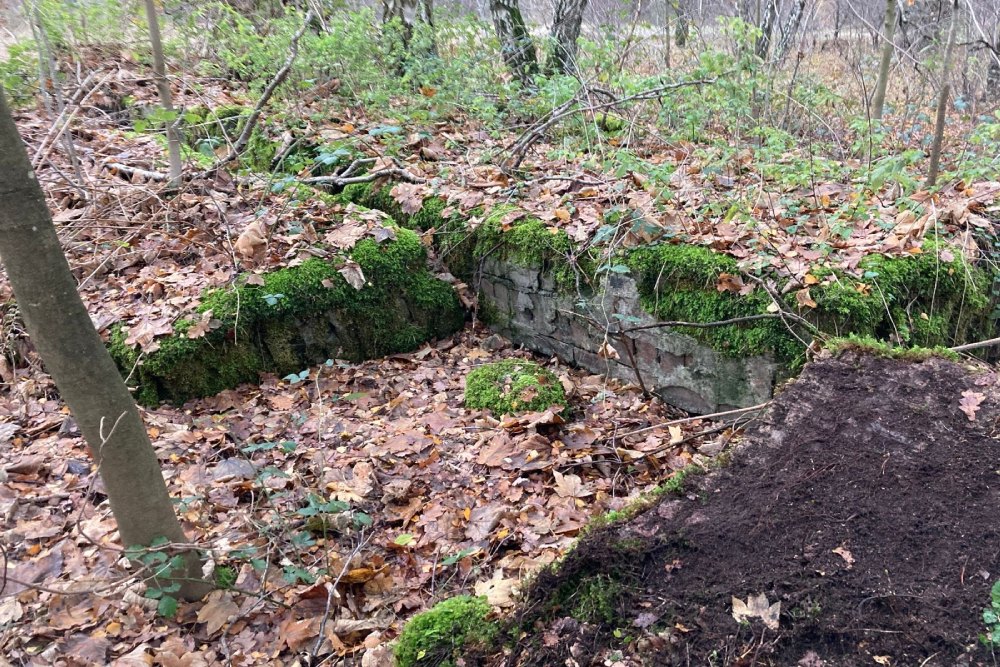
[234,220,267,261]
[959,390,985,421]
[338,259,366,290]
[197,590,238,636]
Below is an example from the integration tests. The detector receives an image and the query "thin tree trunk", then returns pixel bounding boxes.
[987,25,1000,100]
[143,0,182,189]
[664,0,673,68]
[675,0,689,47]
[754,0,778,59]
[0,89,208,601]
[774,0,806,59]
[489,0,537,84]
[871,0,897,122]
[548,0,588,75]
[926,0,961,188]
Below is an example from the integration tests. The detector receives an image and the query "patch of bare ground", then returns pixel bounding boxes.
[503,352,1000,667]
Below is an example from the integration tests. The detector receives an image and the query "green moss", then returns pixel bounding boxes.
[343,182,992,361]
[824,335,960,362]
[465,360,567,416]
[625,243,798,360]
[587,464,702,532]
[565,575,625,625]
[109,221,464,404]
[394,595,498,667]
[626,241,991,363]
[342,184,594,291]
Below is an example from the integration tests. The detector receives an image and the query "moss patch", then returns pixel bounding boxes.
[394,595,498,667]
[109,221,464,405]
[465,360,567,416]
[626,241,990,363]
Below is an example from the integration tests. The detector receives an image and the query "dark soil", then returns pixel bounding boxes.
[499,352,1000,667]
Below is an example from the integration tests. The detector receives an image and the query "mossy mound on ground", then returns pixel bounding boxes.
[465,359,567,416]
[109,221,464,405]
[394,595,498,667]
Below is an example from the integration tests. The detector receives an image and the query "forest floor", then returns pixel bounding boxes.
[505,350,1000,667]
[1,49,1000,666]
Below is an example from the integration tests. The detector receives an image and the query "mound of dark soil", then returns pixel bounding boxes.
[504,352,1000,666]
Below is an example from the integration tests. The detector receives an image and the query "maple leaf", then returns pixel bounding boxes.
[324,220,368,250]
[732,593,780,630]
[390,183,426,215]
[553,470,592,498]
[186,309,219,340]
[959,390,985,421]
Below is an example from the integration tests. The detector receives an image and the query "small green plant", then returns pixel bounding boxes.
[394,595,498,667]
[983,580,1000,645]
[464,359,567,416]
[125,537,190,617]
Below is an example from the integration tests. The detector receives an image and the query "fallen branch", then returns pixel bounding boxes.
[615,402,772,440]
[949,336,1000,353]
[102,162,171,182]
[299,160,426,187]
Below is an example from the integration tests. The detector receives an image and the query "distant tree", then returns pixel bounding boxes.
[382,0,435,52]
[927,0,961,187]
[489,0,537,83]
[547,0,588,74]
[142,0,182,188]
[0,88,209,602]
[871,0,898,122]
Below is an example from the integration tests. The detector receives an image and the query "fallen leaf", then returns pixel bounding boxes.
[732,593,780,631]
[959,390,985,421]
[553,470,592,498]
[197,590,238,636]
[338,260,366,290]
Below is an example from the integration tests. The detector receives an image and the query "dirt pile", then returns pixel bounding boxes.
[505,352,1000,666]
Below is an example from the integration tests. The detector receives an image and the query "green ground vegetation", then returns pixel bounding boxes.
[394,595,498,667]
[465,359,567,416]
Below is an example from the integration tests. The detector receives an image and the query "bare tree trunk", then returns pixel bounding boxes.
[489,0,537,84]
[675,0,690,47]
[548,0,588,75]
[926,0,961,188]
[774,0,807,59]
[143,0,182,189]
[665,0,673,68]
[754,0,778,59]
[988,24,1000,100]
[871,0,898,122]
[0,89,208,601]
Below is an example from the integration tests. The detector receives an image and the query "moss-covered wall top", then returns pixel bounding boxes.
[109,215,464,405]
[341,181,993,366]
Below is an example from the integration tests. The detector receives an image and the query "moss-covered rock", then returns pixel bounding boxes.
[394,595,498,667]
[465,359,567,416]
[109,221,464,405]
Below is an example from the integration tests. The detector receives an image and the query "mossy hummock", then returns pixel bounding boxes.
[109,220,464,405]
[394,595,498,667]
[465,359,567,416]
